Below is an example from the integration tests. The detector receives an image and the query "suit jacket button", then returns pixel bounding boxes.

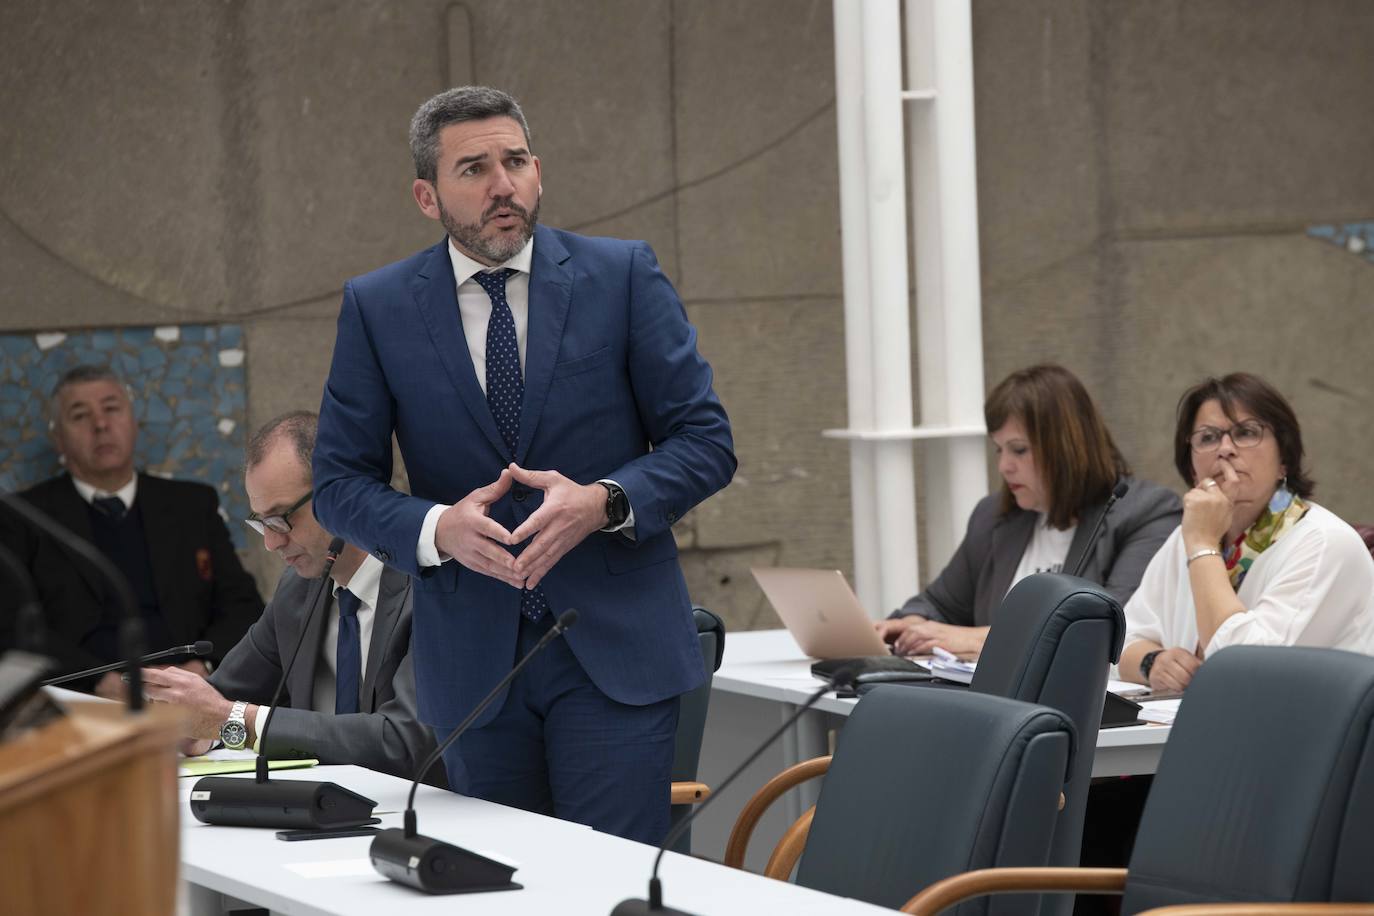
[666,511,678,523]
[513,486,528,503]
[376,548,391,562]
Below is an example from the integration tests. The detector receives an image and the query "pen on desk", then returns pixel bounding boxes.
[931,646,958,662]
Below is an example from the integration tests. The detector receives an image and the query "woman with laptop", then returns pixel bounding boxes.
[1117,372,1374,692]
[876,364,1181,657]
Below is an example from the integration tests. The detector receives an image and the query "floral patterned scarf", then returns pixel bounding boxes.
[1223,484,1309,590]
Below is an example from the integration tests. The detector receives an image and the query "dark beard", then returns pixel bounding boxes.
[438,194,540,265]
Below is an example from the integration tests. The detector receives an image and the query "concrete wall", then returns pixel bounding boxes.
[2,0,1371,628]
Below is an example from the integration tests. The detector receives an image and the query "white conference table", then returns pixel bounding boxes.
[689,630,1170,870]
[178,764,893,916]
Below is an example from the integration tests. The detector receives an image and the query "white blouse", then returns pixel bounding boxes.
[1123,502,1374,657]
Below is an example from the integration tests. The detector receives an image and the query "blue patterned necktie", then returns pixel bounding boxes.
[334,588,362,714]
[470,268,550,622]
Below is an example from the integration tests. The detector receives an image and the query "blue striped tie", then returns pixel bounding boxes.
[471,268,550,622]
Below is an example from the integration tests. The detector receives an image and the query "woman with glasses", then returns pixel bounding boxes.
[877,364,1181,657]
[1120,372,1374,691]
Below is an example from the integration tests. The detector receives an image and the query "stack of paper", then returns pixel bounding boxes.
[928,652,977,684]
[1137,698,1182,725]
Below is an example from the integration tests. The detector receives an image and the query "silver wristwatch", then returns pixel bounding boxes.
[220,700,249,751]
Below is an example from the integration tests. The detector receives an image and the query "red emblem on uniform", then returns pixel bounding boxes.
[196,548,214,582]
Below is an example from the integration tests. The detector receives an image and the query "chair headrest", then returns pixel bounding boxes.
[970,573,1126,700]
[798,686,1077,910]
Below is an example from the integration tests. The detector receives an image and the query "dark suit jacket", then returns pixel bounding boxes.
[895,477,1182,627]
[314,226,737,728]
[209,563,438,783]
[13,472,262,678]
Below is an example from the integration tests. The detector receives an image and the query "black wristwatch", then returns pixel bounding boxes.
[1139,650,1163,682]
[599,481,629,531]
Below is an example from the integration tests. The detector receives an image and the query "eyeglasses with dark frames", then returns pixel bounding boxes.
[244,491,313,536]
[1188,420,1267,453]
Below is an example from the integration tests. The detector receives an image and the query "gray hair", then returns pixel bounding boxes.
[48,364,132,424]
[409,86,532,182]
[245,411,317,480]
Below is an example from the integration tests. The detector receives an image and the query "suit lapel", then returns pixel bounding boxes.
[410,239,509,459]
[987,509,1037,604]
[515,226,573,464]
[290,585,329,710]
[361,566,404,709]
[45,475,103,599]
[1065,497,1109,578]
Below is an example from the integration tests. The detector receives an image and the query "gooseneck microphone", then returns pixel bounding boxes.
[0,493,147,711]
[1068,481,1130,579]
[188,538,378,830]
[42,640,214,687]
[253,537,345,785]
[612,664,862,916]
[370,608,580,895]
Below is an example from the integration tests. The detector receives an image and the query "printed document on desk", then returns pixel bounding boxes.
[179,748,319,777]
[1137,698,1182,725]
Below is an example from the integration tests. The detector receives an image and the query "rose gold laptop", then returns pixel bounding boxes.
[750,567,889,659]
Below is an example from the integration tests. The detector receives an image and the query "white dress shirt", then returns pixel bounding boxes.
[71,474,138,511]
[251,554,382,749]
[415,236,633,568]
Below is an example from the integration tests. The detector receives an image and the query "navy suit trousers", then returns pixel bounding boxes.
[438,612,681,845]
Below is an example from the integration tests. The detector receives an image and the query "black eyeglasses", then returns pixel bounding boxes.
[245,491,312,535]
[1188,420,1267,453]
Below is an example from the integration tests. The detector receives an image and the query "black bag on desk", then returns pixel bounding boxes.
[810,656,935,686]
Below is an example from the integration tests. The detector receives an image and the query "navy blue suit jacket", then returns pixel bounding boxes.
[314,226,735,728]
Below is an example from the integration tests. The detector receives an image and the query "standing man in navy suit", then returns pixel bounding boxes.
[313,86,735,843]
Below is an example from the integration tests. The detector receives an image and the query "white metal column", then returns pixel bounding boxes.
[905,0,989,573]
[826,0,987,614]
[827,0,919,617]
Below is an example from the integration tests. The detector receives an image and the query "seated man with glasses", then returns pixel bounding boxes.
[141,411,439,783]
[1119,372,1374,692]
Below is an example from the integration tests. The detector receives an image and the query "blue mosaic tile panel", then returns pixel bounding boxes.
[0,324,252,548]
[1307,221,1374,265]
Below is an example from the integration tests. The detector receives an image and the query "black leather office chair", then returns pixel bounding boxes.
[969,574,1125,899]
[730,684,1076,913]
[666,606,725,854]
[906,645,1374,916]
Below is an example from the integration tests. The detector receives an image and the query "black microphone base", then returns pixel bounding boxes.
[370,827,522,894]
[189,776,377,829]
[611,899,697,916]
[1101,690,1144,727]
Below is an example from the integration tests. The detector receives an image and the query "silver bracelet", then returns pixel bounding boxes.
[1186,547,1222,566]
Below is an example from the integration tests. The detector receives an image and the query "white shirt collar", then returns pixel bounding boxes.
[333,553,383,610]
[446,235,534,288]
[71,473,138,510]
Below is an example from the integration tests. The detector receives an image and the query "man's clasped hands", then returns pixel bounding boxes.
[434,463,613,590]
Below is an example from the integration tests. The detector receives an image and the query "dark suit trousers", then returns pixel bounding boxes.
[438,612,680,845]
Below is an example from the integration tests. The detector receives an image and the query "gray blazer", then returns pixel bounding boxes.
[895,477,1182,627]
[209,563,439,783]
